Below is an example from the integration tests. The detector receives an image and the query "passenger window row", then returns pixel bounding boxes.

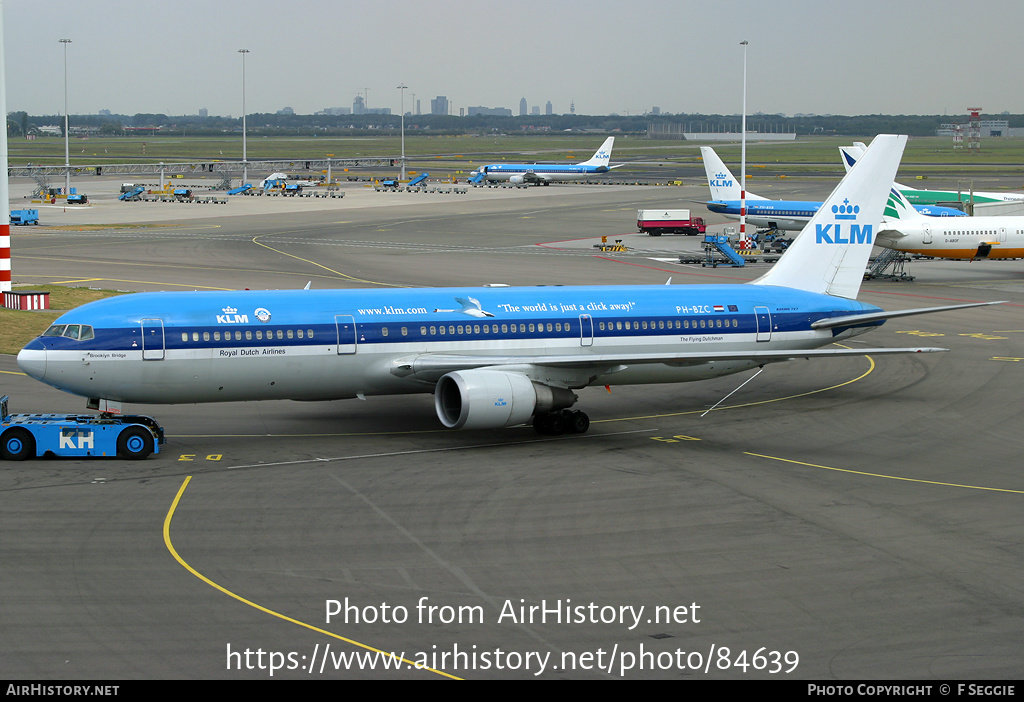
[174,317,744,344]
[598,318,739,331]
[180,329,315,342]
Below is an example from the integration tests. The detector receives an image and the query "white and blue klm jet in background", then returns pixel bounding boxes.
[701,146,967,231]
[470,136,621,185]
[16,135,1000,437]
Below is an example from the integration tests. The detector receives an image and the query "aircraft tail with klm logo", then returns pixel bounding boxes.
[752,134,907,300]
[700,146,768,202]
[578,137,615,169]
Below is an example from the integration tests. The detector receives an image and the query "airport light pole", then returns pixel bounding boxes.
[59,38,71,196]
[1,1,11,294]
[739,40,748,243]
[397,83,407,180]
[238,48,249,186]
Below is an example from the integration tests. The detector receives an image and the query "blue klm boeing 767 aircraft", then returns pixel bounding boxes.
[470,137,621,185]
[15,135,999,437]
[700,146,967,231]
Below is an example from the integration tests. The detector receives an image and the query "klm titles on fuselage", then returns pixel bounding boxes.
[217,306,248,324]
[217,313,249,324]
[216,305,276,324]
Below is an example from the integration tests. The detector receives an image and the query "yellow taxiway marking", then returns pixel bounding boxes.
[251,234,409,288]
[959,333,1008,340]
[41,223,222,231]
[163,476,460,680]
[0,370,26,376]
[177,354,878,439]
[596,354,876,424]
[32,277,232,291]
[744,453,1024,494]
[46,278,107,284]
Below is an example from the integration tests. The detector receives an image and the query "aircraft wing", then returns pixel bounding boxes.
[391,346,947,379]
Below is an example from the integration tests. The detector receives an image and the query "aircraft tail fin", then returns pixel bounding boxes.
[579,137,614,168]
[700,147,766,201]
[752,134,907,299]
[838,142,868,172]
[882,185,926,222]
[841,142,914,192]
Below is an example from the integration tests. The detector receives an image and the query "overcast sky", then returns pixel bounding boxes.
[4,0,1022,118]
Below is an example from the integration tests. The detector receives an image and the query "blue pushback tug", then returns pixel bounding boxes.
[0,395,164,460]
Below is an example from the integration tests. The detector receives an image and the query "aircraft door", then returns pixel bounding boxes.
[579,314,594,347]
[999,227,1007,243]
[922,223,932,244]
[141,318,165,360]
[335,315,357,355]
[754,306,772,342]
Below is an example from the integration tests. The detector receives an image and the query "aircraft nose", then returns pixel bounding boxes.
[17,340,47,381]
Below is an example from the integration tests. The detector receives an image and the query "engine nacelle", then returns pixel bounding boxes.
[509,175,526,185]
[434,370,575,430]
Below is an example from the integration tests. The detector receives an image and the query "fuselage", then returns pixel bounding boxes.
[474,163,609,184]
[18,285,881,405]
[877,218,1024,259]
[707,199,967,232]
[900,189,1024,206]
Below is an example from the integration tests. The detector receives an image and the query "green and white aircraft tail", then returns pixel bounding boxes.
[840,142,1024,206]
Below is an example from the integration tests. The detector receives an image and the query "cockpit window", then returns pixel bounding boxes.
[41,324,94,341]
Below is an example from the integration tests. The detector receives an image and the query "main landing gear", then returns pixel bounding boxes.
[533,409,590,435]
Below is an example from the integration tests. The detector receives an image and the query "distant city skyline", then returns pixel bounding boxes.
[4,0,1024,118]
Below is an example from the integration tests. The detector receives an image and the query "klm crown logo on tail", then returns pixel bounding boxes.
[816,198,872,245]
[709,171,734,189]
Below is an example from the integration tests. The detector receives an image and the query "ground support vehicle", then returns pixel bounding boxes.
[0,396,164,460]
[702,234,746,267]
[118,187,146,201]
[10,209,38,225]
[637,209,707,236]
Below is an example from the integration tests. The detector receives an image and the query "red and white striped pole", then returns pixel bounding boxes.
[0,1,10,297]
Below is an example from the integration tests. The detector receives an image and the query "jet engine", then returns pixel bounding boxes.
[508,175,526,185]
[434,369,575,430]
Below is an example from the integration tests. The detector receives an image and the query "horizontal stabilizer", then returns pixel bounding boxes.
[811,301,1004,330]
